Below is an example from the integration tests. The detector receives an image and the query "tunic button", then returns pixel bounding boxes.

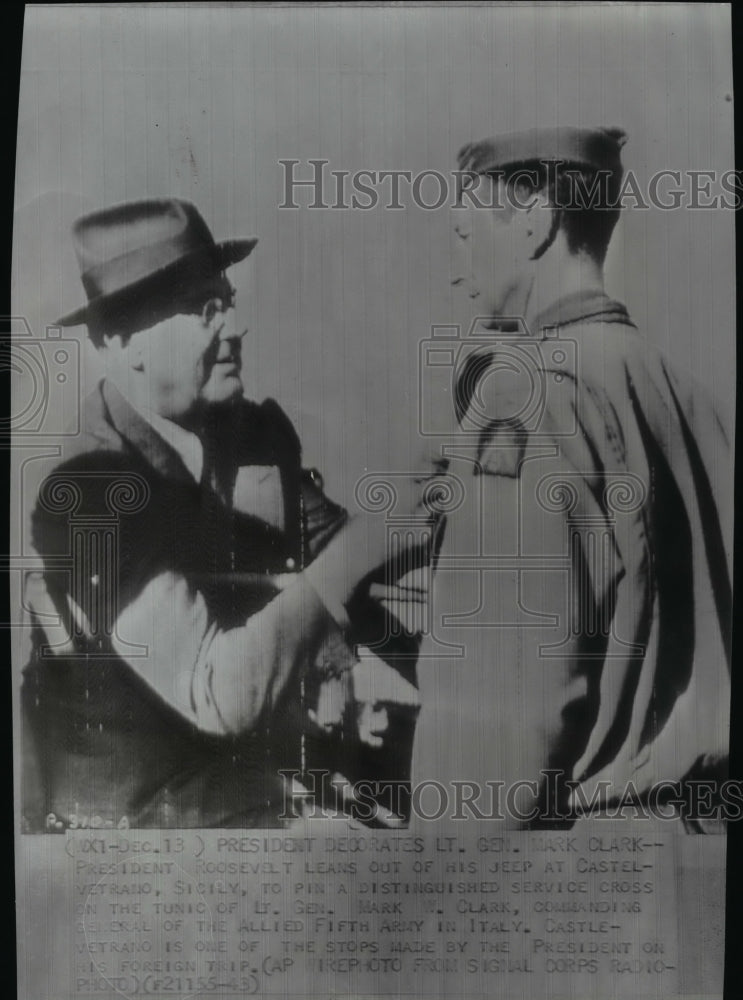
[285,557,296,570]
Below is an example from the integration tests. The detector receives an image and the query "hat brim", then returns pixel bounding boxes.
[56,237,258,327]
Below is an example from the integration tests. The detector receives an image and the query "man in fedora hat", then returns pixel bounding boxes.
[21,198,423,830]
[409,127,731,827]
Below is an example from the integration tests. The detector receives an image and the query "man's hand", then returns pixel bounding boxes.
[352,651,421,748]
[306,465,449,617]
[308,651,420,749]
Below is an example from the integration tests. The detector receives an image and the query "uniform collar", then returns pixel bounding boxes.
[531,289,635,332]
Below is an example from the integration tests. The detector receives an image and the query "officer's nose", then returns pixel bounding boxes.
[452,204,472,241]
[450,212,472,286]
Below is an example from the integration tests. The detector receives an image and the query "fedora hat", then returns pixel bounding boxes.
[57,198,257,327]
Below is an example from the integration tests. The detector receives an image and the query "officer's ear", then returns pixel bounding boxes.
[524,191,560,261]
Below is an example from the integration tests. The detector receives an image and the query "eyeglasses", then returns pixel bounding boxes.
[181,280,236,323]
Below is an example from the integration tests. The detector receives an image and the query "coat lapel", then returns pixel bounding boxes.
[100,380,196,484]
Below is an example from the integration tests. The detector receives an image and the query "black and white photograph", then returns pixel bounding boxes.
[10,3,735,998]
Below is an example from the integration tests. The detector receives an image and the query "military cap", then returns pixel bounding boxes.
[458,126,627,176]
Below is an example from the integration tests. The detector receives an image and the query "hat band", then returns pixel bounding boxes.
[81,231,217,301]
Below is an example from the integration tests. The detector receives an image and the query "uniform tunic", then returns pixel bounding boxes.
[411,291,732,825]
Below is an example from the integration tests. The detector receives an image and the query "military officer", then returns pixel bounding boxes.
[410,128,732,826]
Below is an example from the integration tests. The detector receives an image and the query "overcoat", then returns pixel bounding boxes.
[21,379,403,829]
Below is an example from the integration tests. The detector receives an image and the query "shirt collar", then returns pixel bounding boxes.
[531,289,635,332]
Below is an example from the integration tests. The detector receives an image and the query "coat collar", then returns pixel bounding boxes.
[532,289,635,332]
[99,379,197,484]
